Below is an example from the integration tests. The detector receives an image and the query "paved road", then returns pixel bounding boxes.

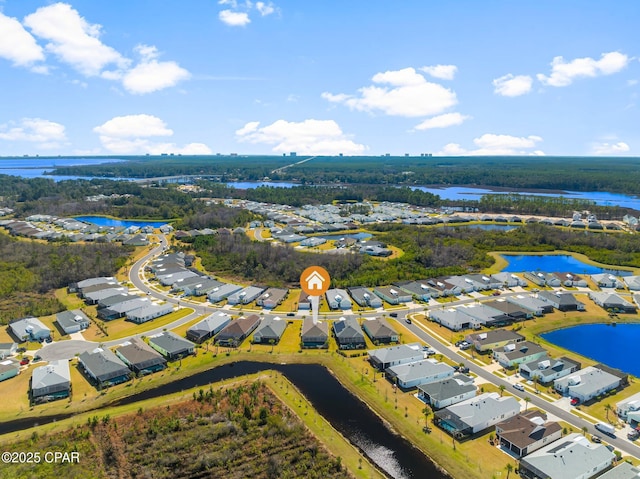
[397,316,640,459]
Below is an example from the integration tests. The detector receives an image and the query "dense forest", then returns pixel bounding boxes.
[0,233,131,324]
[45,155,640,195]
[0,382,353,479]
[185,223,640,289]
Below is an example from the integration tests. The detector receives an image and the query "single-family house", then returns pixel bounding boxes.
[495,410,563,458]
[555,273,588,288]
[97,293,136,310]
[0,342,18,359]
[429,308,481,331]
[428,278,462,298]
[616,391,640,423]
[393,281,435,302]
[386,359,454,389]
[0,359,20,383]
[373,286,412,305]
[624,276,640,291]
[78,348,131,388]
[300,319,328,348]
[434,392,520,439]
[417,374,477,409]
[227,286,265,305]
[464,274,503,290]
[31,359,71,402]
[56,309,90,335]
[256,288,288,309]
[466,329,525,353]
[506,295,552,316]
[9,317,51,342]
[70,276,117,293]
[597,463,640,479]
[348,286,383,308]
[215,314,261,347]
[78,281,122,298]
[148,331,195,360]
[298,291,312,310]
[83,286,129,305]
[519,356,581,384]
[114,338,166,375]
[126,303,174,324]
[186,312,231,343]
[332,317,366,349]
[491,272,527,288]
[326,289,353,310]
[368,343,424,371]
[589,292,637,313]
[181,278,224,297]
[493,341,547,369]
[157,270,199,287]
[518,433,615,479]
[537,291,585,312]
[457,303,506,328]
[207,283,243,303]
[362,317,398,344]
[524,271,549,287]
[252,317,287,344]
[591,273,624,289]
[98,297,150,321]
[554,366,623,402]
[484,300,533,322]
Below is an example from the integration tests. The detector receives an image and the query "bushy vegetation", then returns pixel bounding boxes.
[0,383,353,479]
[0,233,131,324]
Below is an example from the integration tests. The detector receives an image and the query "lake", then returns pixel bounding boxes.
[500,254,606,274]
[0,157,126,181]
[74,215,168,228]
[541,323,640,377]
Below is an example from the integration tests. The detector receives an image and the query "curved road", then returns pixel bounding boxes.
[34,234,640,459]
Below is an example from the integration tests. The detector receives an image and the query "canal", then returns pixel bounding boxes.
[0,361,450,479]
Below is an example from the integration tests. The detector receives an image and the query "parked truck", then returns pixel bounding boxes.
[595,422,616,436]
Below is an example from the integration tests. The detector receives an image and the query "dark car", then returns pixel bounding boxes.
[16,347,27,353]
[405,318,412,324]
[390,312,398,318]
[286,313,295,317]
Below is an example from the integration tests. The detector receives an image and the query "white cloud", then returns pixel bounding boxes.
[235,119,367,155]
[256,2,276,16]
[492,74,533,97]
[121,44,190,94]
[0,118,66,148]
[94,114,211,154]
[219,9,251,26]
[436,133,544,156]
[537,51,629,87]
[24,3,129,77]
[94,114,173,138]
[322,67,457,117]
[420,64,457,80]
[592,141,630,155]
[413,112,471,130]
[0,11,45,68]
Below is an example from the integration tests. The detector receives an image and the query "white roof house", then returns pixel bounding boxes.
[518,433,615,479]
[616,391,640,422]
[386,359,454,389]
[554,366,623,402]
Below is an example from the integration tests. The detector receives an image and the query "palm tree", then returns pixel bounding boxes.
[582,426,588,436]
[604,403,613,422]
[499,384,506,397]
[524,396,531,411]
[422,405,432,432]
[505,463,513,479]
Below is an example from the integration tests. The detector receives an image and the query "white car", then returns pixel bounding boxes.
[513,383,525,392]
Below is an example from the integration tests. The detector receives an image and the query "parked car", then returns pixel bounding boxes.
[19,358,30,365]
[16,347,27,353]
[390,312,398,318]
[570,397,580,406]
[591,435,602,443]
[628,429,639,440]
[513,383,525,392]
[286,313,295,317]
[459,341,471,350]
[492,290,501,296]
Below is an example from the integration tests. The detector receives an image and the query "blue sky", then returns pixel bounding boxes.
[0,1,639,157]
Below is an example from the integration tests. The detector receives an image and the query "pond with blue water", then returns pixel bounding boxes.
[499,254,610,274]
[74,216,168,229]
[541,323,640,377]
